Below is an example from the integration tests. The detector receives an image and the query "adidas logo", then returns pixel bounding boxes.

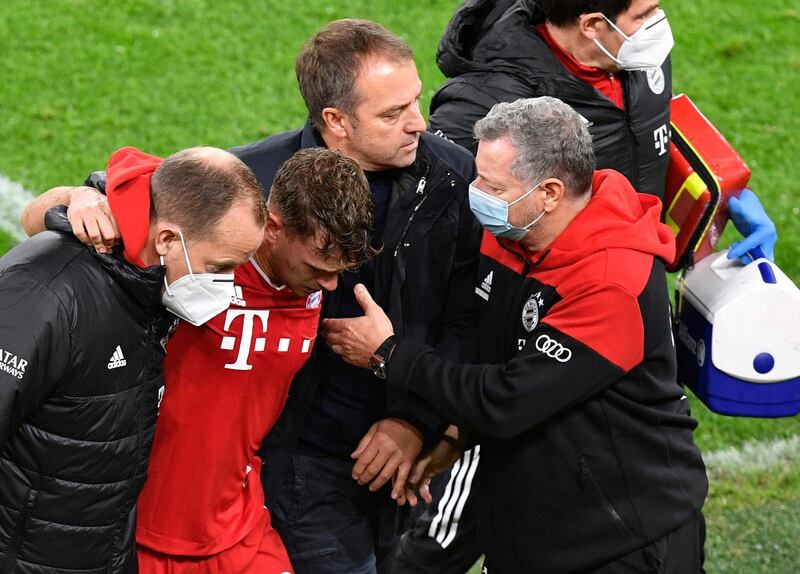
[230,285,246,307]
[107,345,127,370]
[475,271,493,301]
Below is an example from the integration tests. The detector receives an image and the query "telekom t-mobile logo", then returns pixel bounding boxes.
[654,124,670,156]
[220,309,313,370]
[221,310,270,371]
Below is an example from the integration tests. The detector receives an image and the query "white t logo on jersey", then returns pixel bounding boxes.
[220,309,270,371]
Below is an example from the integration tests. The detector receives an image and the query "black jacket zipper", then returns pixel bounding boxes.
[393,165,436,257]
[1,489,38,573]
[579,458,636,539]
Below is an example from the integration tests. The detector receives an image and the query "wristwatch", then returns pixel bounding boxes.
[370,335,398,380]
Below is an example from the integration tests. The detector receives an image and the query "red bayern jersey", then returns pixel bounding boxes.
[136,259,321,555]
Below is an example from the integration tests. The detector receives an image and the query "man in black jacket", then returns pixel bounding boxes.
[431,0,673,199]
[0,146,266,573]
[325,96,708,574]
[233,19,482,574]
[430,0,775,252]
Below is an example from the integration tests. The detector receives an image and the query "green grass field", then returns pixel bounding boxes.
[1,1,798,572]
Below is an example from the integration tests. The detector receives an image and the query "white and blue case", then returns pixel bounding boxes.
[675,250,800,417]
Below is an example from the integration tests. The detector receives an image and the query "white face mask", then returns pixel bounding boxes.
[594,9,674,71]
[160,231,235,326]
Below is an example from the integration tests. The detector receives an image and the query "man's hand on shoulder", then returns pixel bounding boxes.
[20,185,120,254]
[66,187,120,253]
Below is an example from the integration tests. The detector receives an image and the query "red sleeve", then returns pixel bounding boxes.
[543,282,644,372]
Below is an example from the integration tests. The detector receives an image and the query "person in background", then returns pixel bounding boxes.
[430,0,775,258]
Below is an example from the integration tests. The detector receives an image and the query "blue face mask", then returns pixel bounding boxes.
[468,182,545,241]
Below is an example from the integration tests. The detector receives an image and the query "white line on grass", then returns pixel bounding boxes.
[705,434,800,479]
[0,174,35,242]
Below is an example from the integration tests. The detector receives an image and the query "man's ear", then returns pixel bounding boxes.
[263,211,284,245]
[321,107,352,139]
[541,178,566,212]
[578,12,608,40]
[153,223,179,258]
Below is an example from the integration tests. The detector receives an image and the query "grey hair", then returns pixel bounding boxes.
[473,97,595,196]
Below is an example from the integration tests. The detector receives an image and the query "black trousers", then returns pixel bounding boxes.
[269,454,403,574]
[388,447,482,574]
[482,511,706,574]
[393,442,705,574]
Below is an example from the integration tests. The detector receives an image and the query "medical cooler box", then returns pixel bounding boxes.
[675,249,800,417]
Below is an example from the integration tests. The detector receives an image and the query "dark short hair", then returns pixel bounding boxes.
[295,19,414,130]
[541,0,633,26]
[150,147,266,241]
[268,148,376,268]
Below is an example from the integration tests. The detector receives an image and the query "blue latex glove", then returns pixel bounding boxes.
[726,188,777,263]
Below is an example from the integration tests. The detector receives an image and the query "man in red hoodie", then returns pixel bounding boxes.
[324,97,708,573]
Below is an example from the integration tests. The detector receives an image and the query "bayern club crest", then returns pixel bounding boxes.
[646,66,665,95]
[306,290,322,309]
[521,294,540,332]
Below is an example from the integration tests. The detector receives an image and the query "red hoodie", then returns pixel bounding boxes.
[482,169,674,370]
[105,146,163,268]
[384,169,704,572]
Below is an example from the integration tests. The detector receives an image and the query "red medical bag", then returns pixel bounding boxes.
[664,94,751,271]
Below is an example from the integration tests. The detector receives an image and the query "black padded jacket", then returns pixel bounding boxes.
[0,208,173,574]
[430,0,673,200]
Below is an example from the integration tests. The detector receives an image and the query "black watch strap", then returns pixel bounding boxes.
[370,335,398,380]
